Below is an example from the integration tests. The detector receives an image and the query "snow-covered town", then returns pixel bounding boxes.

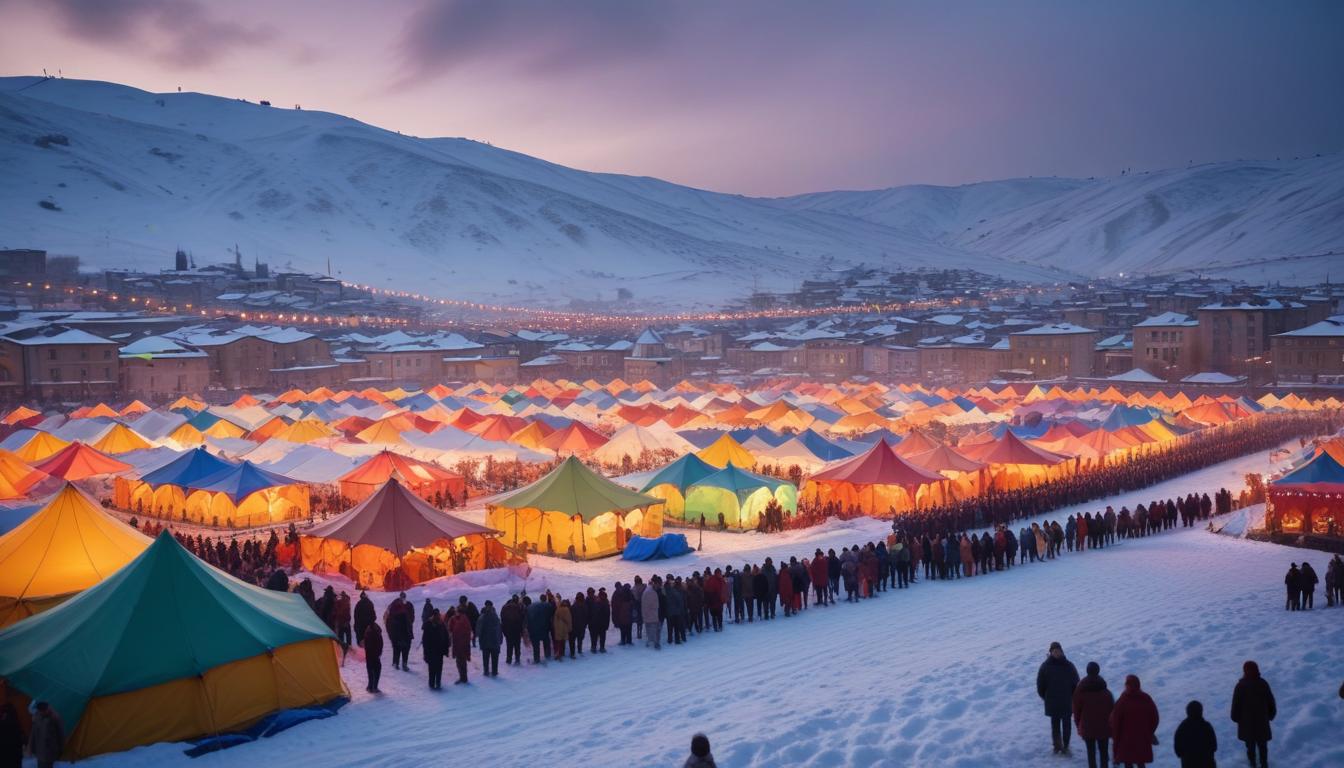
[2,3,1343,768]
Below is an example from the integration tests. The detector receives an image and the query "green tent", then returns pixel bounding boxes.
[684,464,798,530]
[0,531,345,759]
[493,455,658,520]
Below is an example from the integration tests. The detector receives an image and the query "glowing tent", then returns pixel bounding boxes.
[1266,450,1344,535]
[178,461,310,526]
[90,423,152,454]
[354,419,408,445]
[302,478,509,590]
[961,431,1071,490]
[0,531,346,759]
[696,433,756,469]
[0,484,152,628]
[486,456,663,559]
[112,446,237,518]
[638,453,720,519]
[683,464,798,530]
[14,431,70,463]
[32,442,134,481]
[802,439,946,516]
[337,450,466,504]
[0,450,46,500]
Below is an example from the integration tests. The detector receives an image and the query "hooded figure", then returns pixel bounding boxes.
[1038,641,1080,754]
[1110,675,1159,766]
[1072,660,1114,768]
[1230,660,1275,767]
[1173,700,1218,768]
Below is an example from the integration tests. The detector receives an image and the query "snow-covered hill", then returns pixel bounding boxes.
[2,76,1340,306]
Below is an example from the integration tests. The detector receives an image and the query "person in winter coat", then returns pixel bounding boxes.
[422,610,447,689]
[385,593,414,670]
[1284,564,1301,610]
[810,549,830,604]
[334,591,352,650]
[703,570,725,630]
[363,622,384,693]
[0,702,24,768]
[500,596,525,665]
[551,598,573,661]
[448,608,473,683]
[642,578,662,649]
[1230,660,1276,768]
[1173,700,1217,768]
[1037,641,1081,755]
[612,582,634,644]
[1072,661,1114,768]
[589,587,611,651]
[526,595,551,663]
[761,559,778,619]
[684,732,716,768]
[777,562,795,616]
[569,593,589,657]
[1299,561,1319,609]
[1110,675,1159,767]
[476,600,503,677]
[27,702,62,768]
[353,590,375,647]
[959,534,974,578]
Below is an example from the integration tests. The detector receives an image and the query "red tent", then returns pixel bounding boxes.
[338,450,466,504]
[32,442,134,480]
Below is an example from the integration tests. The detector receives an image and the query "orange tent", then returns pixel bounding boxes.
[32,442,134,481]
[541,421,609,454]
[1,406,41,425]
[14,432,71,463]
[0,450,46,499]
[118,400,152,417]
[802,439,945,515]
[90,423,152,455]
[338,450,466,504]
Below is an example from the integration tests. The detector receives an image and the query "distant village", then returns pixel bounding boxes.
[0,247,1341,405]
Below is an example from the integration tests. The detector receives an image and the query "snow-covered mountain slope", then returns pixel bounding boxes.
[781,157,1344,283]
[2,76,1339,307]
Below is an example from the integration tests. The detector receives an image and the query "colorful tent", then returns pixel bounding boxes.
[32,442,134,480]
[0,531,345,759]
[302,478,509,590]
[486,456,663,559]
[696,433,756,469]
[112,447,238,517]
[178,461,309,526]
[337,450,465,504]
[13,431,70,463]
[0,484,152,628]
[541,421,609,454]
[90,423,152,454]
[638,453,720,519]
[802,439,945,516]
[683,464,798,530]
[0,450,46,500]
[1266,451,1344,535]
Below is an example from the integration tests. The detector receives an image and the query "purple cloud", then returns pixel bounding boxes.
[39,0,273,67]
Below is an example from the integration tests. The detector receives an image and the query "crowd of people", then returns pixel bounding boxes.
[1283,554,1344,610]
[1038,642,1279,768]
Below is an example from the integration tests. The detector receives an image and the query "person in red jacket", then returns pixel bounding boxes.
[810,549,830,605]
[703,569,725,631]
[447,608,473,684]
[777,562,795,616]
[1110,674,1159,767]
[363,621,384,693]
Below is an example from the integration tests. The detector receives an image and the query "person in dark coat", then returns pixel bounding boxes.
[1110,674,1159,767]
[589,587,611,652]
[499,595,525,665]
[353,590,375,647]
[1072,661,1113,768]
[363,622,384,693]
[526,594,551,663]
[1037,641,1081,755]
[421,609,447,689]
[295,578,316,609]
[1299,561,1319,609]
[1284,564,1301,611]
[476,600,503,677]
[569,593,589,656]
[0,702,23,768]
[1231,660,1276,768]
[684,732,716,768]
[448,609,473,683]
[1173,700,1217,768]
[611,582,634,645]
[385,593,414,670]
[27,702,62,768]
[264,568,289,592]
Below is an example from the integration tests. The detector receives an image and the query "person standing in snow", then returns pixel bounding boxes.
[551,598,573,661]
[1038,641,1081,755]
[384,592,414,671]
[422,609,448,690]
[362,621,383,693]
[1284,564,1301,611]
[642,576,662,649]
[448,607,473,683]
[500,595,524,665]
[1110,674,1159,768]
[1230,660,1276,768]
[684,733,716,768]
[612,582,634,645]
[1072,661,1113,768]
[27,702,62,768]
[526,594,551,663]
[1299,561,1318,610]
[1173,700,1217,768]
[353,590,375,647]
[476,600,503,677]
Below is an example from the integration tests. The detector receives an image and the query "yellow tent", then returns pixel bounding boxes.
[0,484,152,628]
[166,422,206,446]
[14,432,70,463]
[355,419,407,445]
[91,423,153,454]
[202,419,248,439]
[273,417,337,444]
[696,433,756,469]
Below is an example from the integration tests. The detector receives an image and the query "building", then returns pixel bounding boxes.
[1195,299,1317,382]
[624,328,684,387]
[0,249,46,279]
[1132,312,1200,381]
[918,336,1009,385]
[0,326,119,400]
[118,336,211,400]
[1272,318,1344,384]
[552,341,628,381]
[726,341,792,374]
[1008,324,1099,379]
[803,339,864,378]
[164,325,336,391]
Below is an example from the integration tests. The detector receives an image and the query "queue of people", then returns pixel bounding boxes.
[1039,643,1279,768]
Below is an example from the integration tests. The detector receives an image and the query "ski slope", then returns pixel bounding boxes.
[92,442,1344,768]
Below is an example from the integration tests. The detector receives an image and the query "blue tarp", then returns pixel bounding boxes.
[140,447,238,488]
[621,533,693,561]
[185,697,347,757]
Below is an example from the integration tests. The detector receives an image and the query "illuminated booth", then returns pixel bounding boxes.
[1266,451,1344,537]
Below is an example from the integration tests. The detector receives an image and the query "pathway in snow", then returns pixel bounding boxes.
[99,442,1344,767]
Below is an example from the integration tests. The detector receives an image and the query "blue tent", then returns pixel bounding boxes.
[186,411,223,431]
[677,429,730,449]
[1101,405,1157,430]
[0,503,40,536]
[796,429,854,461]
[1274,451,1344,489]
[187,461,299,501]
[621,533,692,561]
[690,464,789,499]
[640,453,719,494]
[140,446,238,487]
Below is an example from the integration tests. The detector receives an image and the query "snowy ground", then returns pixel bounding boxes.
[92,442,1344,767]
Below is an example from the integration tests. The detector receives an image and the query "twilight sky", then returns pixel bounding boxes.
[1,0,1341,196]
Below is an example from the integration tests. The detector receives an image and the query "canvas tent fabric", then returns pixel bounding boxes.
[696,433,756,468]
[112,447,238,516]
[638,453,720,519]
[1267,451,1344,535]
[0,531,346,759]
[337,450,466,504]
[486,456,663,559]
[683,464,798,530]
[802,439,946,516]
[32,441,134,480]
[174,461,309,526]
[302,478,507,589]
[0,484,152,628]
